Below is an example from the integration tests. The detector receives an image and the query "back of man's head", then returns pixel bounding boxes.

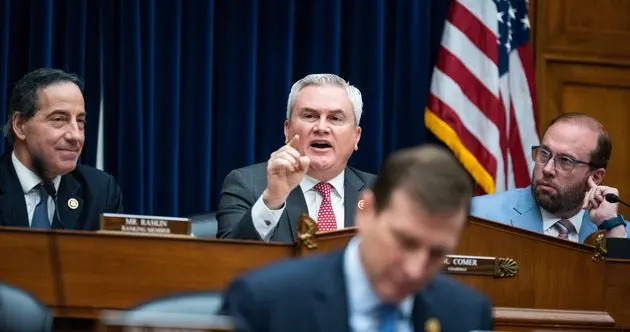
[372,144,473,216]
[3,68,84,145]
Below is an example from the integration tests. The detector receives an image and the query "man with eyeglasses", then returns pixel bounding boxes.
[471,113,627,243]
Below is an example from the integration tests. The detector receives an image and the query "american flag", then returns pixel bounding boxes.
[425,0,539,194]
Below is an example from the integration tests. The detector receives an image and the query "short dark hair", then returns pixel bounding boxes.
[547,113,612,169]
[3,68,84,144]
[372,144,473,216]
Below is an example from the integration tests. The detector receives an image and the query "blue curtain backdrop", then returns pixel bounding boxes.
[0,0,450,217]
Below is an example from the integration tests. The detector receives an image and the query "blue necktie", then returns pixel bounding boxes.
[31,184,51,229]
[378,304,398,332]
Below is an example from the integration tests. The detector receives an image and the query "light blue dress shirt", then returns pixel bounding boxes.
[343,237,413,332]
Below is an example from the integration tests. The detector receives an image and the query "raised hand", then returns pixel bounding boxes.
[582,176,619,226]
[262,135,311,209]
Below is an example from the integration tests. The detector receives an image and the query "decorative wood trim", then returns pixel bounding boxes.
[494,307,615,327]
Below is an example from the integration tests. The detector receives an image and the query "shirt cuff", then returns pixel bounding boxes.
[251,196,286,241]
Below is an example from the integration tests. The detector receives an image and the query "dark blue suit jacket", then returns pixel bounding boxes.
[222,250,493,332]
[0,152,123,230]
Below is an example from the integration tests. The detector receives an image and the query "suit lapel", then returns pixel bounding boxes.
[0,153,29,227]
[411,287,432,332]
[510,187,544,233]
[312,251,350,332]
[343,168,366,228]
[55,173,84,230]
[283,186,308,241]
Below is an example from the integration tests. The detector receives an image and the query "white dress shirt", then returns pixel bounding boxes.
[344,237,413,332]
[12,152,61,226]
[541,207,584,243]
[252,171,346,241]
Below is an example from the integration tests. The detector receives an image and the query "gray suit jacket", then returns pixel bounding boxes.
[470,186,629,243]
[217,162,375,243]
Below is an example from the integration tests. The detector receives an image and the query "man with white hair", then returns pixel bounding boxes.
[217,73,374,242]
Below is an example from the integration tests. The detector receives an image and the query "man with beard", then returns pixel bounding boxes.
[471,113,627,243]
[0,68,122,230]
[217,74,375,242]
[222,145,492,332]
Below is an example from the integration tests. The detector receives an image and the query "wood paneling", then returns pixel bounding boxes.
[535,0,630,217]
[4,218,630,330]
[0,227,293,318]
[541,0,630,64]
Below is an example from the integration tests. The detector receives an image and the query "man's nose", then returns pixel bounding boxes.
[313,117,330,133]
[65,119,84,142]
[542,157,556,176]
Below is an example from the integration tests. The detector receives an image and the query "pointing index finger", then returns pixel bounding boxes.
[287,134,300,149]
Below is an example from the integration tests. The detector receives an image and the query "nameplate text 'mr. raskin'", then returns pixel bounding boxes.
[100,213,192,236]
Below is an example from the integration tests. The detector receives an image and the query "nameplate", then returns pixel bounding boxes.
[100,213,192,236]
[442,254,518,278]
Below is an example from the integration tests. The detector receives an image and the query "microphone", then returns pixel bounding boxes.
[43,181,66,229]
[605,193,630,208]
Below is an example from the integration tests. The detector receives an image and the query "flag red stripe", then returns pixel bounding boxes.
[427,0,538,193]
[448,0,498,65]
[436,47,504,133]
[428,94,498,176]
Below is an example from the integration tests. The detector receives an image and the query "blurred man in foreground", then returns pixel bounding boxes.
[222,145,492,332]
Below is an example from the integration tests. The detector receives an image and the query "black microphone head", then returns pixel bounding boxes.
[605,193,619,203]
[43,181,57,199]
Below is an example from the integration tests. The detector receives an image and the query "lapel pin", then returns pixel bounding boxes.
[67,198,79,210]
[357,199,365,210]
[425,317,441,332]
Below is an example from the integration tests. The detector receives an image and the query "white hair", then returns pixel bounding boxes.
[286,73,363,126]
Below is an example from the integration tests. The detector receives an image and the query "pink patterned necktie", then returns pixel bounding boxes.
[554,219,576,239]
[314,182,337,231]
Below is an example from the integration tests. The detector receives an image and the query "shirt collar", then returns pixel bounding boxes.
[12,151,61,193]
[344,237,414,319]
[540,207,584,234]
[300,170,345,198]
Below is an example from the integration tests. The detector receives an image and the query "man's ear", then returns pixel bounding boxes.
[11,113,27,141]
[353,126,362,151]
[283,120,290,144]
[591,168,606,185]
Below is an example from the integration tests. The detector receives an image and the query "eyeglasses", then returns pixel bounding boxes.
[531,146,593,173]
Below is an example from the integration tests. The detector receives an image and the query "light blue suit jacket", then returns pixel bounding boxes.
[471,186,601,243]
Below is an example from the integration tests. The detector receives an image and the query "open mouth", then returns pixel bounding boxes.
[310,141,332,149]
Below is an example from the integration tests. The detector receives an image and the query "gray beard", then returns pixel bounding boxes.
[533,179,587,216]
